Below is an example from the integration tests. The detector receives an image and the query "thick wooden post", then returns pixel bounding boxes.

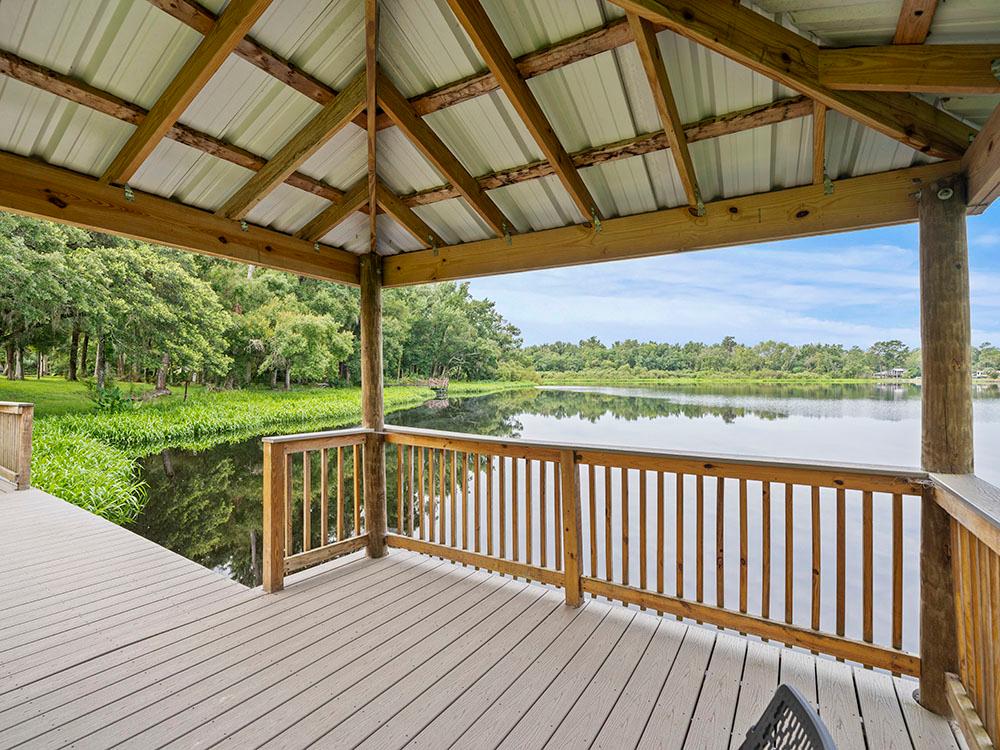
[559,450,583,607]
[262,440,286,592]
[360,253,387,558]
[16,404,32,490]
[918,174,970,714]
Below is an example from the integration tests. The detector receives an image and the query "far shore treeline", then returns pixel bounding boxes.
[3,212,999,389]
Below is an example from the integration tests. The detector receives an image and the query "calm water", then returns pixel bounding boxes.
[130,383,1000,624]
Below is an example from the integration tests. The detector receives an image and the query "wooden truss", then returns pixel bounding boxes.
[0,0,995,286]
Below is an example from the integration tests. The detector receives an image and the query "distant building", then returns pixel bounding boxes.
[874,368,908,378]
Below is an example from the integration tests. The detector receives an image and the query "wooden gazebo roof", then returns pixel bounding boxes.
[0,0,997,287]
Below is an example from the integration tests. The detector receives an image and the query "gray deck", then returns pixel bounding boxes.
[0,489,963,749]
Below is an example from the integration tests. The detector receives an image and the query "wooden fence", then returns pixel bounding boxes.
[0,402,33,490]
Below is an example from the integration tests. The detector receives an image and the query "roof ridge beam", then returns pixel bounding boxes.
[101,0,273,185]
[627,13,702,214]
[218,68,367,220]
[446,0,604,223]
[0,49,346,204]
[377,69,511,237]
[375,181,444,249]
[609,0,975,159]
[0,150,358,284]
[401,96,813,207]
[384,161,960,286]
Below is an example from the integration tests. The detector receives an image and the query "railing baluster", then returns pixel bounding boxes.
[762,481,771,620]
[588,464,597,580]
[892,492,903,652]
[526,459,533,566]
[621,466,630,587]
[657,472,666,596]
[460,452,467,550]
[554,459,563,570]
[785,483,794,625]
[739,478,748,614]
[353,444,360,534]
[439,449,446,544]
[418,447,426,542]
[540,461,547,568]
[862,489,873,642]
[285,453,293,554]
[811,485,821,632]
[408,445,415,537]
[716,477,725,609]
[836,487,845,637]
[303,451,311,552]
[474,452,481,553]
[396,445,403,535]
[321,448,329,545]
[512,457,520,561]
[696,474,704,604]
[604,465,613,583]
[338,446,345,540]
[639,469,648,595]
[487,455,494,556]
[499,456,507,559]
[676,473,684,599]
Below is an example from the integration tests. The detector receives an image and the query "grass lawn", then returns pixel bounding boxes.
[7,378,530,524]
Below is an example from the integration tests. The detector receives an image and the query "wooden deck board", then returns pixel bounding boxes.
[0,488,944,750]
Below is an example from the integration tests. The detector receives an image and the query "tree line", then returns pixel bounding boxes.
[0,214,523,388]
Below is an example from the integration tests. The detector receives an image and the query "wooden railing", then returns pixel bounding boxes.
[0,402,33,491]
[261,427,371,592]
[932,474,1000,749]
[381,426,925,675]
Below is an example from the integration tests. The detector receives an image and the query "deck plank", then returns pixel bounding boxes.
[893,676,962,750]
[855,668,913,750]
[816,657,865,750]
[728,640,780,749]
[779,647,818,708]
[684,632,748,749]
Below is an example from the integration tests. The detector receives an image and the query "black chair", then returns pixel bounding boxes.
[739,684,837,750]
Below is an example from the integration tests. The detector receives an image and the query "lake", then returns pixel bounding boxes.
[130,383,1000,612]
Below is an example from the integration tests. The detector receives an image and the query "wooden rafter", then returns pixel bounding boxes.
[377,71,511,237]
[366,0,378,254]
[819,45,1000,95]
[446,0,603,223]
[0,151,358,283]
[0,49,345,205]
[101,0,272,185]
[894,0,938,45]
[383,161,959,287]
[145,0,337,105]
[374,17,634,130]
[376,182,443,249]
[812,102,827,186]
[610,0,975,159]
[297,178,368,242]
[964,104,1000,214]
[627,13,701,212]
[401,96,814,207]
[218,69,366,220]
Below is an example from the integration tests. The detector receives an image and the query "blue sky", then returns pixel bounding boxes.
[466,203,1000,348]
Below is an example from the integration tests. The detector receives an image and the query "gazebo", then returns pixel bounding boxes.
[1,0,999,747]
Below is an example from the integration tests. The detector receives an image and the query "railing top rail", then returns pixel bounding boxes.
[931,473,1000,555]
[262,426,373,445]
[383,424,927,486]
[0,402,33,413]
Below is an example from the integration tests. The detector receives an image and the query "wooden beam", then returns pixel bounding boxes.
[375,17,634,130]
[894,0,938,45]
[819,45,1000,94]
[813,101,827,186]
[627,13,701,212]
[366,0,378,254]
[375,182,443,248]
[296,178,368,242]
[218,69,366,220]
[377,71,510,236]
[964,104,1000,214]
[945,674,995,750]
[145,0,338,105]
[101,0,272,184]
[401,96,815,207]
[0,150,359,284]
[446,0,603,223]
[0,49,346,204]
[383,161,959,286]
[610,0,975,158]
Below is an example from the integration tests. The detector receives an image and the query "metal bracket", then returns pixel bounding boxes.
[992,58,1000,82]
[590,207,602,233]
[693,187,705,217]
[123,185,134,203]
[823,172,834,196]
[240,220,249,232]
[313,242,320,252]
[937,186,954,201]
[502,222,512,246]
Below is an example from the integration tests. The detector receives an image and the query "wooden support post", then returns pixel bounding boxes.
[16,404,32,490]
[918,173,970,714]
[262,440,286,592]
[360,253,387,558]
[560,449,583,607]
